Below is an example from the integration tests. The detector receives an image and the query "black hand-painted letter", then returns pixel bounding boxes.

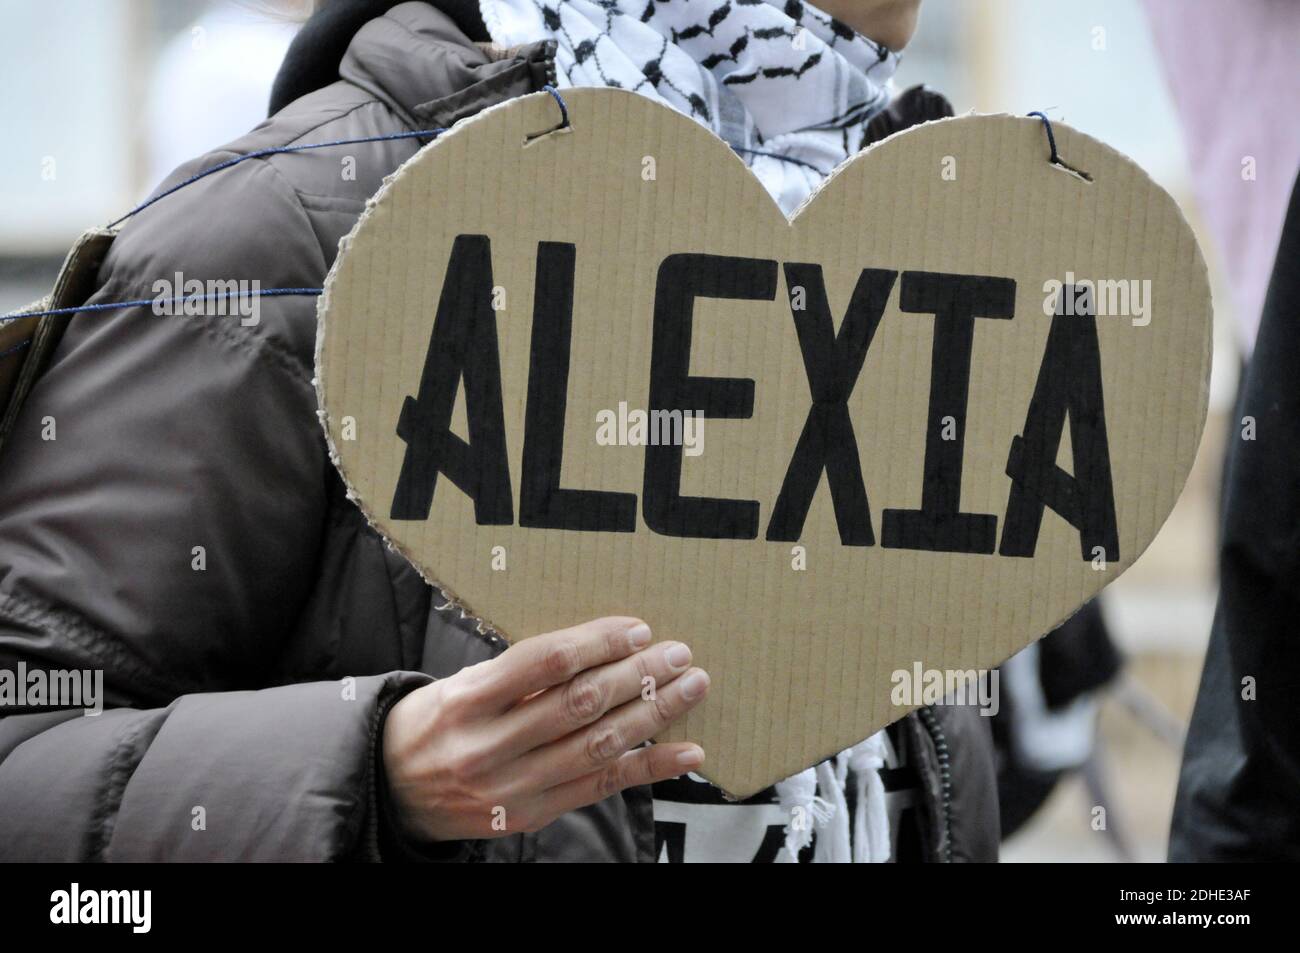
[392,234,513,524]
[999,284,1119,561]
[766,264,896,545]
[644,253,777,539]
[881,271,1016,554]
[520,242,637,532]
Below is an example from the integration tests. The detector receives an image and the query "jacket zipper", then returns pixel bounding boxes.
[915,707,954,862]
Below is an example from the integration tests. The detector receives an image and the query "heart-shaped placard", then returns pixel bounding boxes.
[317,88,1211,797]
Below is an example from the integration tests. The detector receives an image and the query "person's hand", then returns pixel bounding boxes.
[381,616,709,842]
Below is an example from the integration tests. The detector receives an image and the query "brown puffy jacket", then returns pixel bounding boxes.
[0,0,998,861]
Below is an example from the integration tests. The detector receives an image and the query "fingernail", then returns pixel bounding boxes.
[664,642,691,670]
[676,745,704,767]
[680,669,710,701]
[627,623,652,649]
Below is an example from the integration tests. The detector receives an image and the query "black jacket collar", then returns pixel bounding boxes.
[269,0,490,114]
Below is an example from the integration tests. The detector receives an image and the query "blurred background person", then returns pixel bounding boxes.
[1141,0,1300,860]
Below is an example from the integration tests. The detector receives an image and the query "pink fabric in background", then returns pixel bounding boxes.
[1143,0,1300,353]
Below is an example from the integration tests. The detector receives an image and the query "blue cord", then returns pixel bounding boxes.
[2,91,584,336]
[107,128,448,229]
[542,84,569,129]
[1,288,323,326]
[3,124,456,327]
[1027,111,1060,164]
[0,83,845,336]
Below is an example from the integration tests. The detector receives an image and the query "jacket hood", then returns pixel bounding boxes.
[270,0,491,114]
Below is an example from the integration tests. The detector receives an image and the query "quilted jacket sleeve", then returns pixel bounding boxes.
[0,672,429,861]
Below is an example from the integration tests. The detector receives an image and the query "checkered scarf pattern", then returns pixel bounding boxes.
[479,0,900,213]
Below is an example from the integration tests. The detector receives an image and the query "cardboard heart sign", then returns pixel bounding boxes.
[316,88,1211,797]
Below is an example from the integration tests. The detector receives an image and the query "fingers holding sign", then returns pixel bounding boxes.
[517,659,709,791]
[381,617,708,843]
[498,634,697,757]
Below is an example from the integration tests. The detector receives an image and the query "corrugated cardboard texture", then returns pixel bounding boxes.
[317,88,1212,797]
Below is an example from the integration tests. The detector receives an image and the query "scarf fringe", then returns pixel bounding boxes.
[773,731,892,863]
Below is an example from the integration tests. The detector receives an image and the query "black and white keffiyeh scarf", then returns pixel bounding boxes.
[478,0,900,214]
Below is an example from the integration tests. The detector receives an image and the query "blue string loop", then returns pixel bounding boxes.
[525,84,572,142]
[1027,111,1061,162]
[543,84,570,129]
[1027,111,1093,182]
